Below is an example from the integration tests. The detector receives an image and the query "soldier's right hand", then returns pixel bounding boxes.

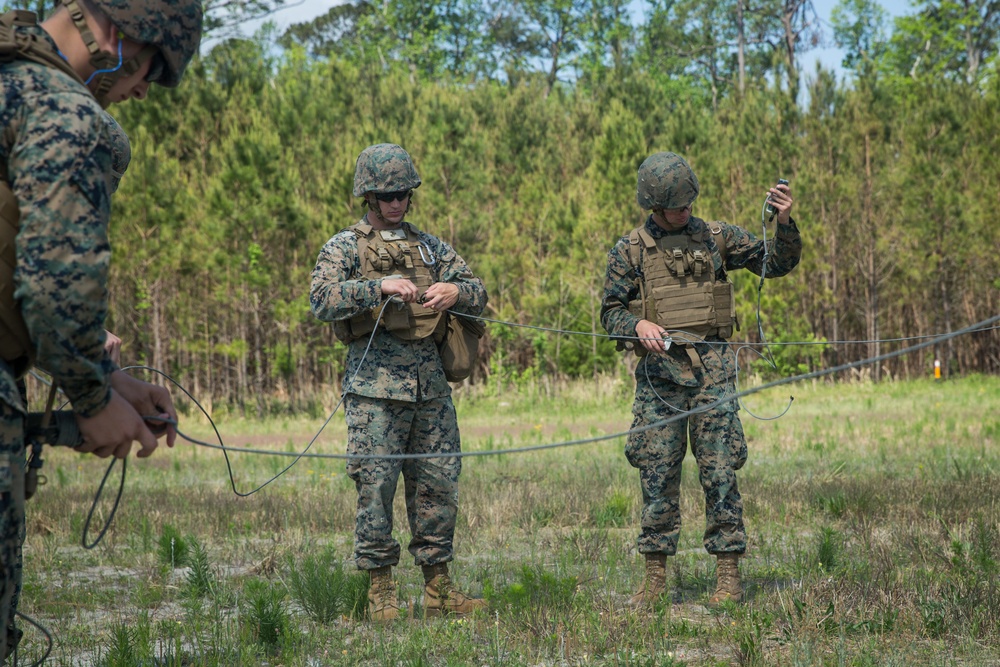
[381,278,420,303]
[73,390,158,460]
[635,319,670,353]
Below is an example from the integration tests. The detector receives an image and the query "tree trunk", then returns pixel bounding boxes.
[736,0,746,95]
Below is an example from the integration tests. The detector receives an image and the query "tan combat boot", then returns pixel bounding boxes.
[367,565,400,621]
[422,563,487,617]
[708,553,743,605]
[629,553,668,606]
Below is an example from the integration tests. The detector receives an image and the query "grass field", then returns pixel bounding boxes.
[15,374,1000,666]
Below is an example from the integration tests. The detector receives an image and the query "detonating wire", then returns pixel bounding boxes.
[23,311,1000,552]
[80,455,127,549]
[456,311,1000,348]
[135,312,1000,461]
[11,610,52,667]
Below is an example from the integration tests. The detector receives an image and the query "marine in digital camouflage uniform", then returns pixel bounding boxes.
[600,152,801,606]
[311,144,488,621]
[0,0,202,658]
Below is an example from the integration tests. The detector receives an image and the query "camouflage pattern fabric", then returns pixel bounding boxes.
[601,214,801,556]
[90,0,204,88]
[0,396,25,662]
[310,221,487,403]
[636,152,700,210]
[344,394,461,570]
[352,144,422,196]
[311,218,487,571]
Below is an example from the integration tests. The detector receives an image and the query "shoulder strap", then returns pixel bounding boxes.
[345,220,372,270]
[708,221,728,265]
[627,226,657,274]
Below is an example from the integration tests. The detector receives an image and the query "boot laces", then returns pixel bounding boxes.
[371,572,396,604]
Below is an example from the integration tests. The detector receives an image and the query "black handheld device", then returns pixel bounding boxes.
[765,178,789,215]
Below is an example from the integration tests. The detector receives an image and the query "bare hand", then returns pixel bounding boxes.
[104,330,122,366]
[635,319,670,353]
[420,282,459,312]
[381,278,419,303]
[73,390,157,459]
[768,182,793,225]
[110,371,178,447]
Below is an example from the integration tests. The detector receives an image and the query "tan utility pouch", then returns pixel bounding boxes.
[438,314,485,382]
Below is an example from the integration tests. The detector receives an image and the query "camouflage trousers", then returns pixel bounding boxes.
[344,393,462,571]
[0,399,25,663]
[625,371,747,556]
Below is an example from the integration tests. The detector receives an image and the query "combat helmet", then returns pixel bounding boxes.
[62,0,203,97]
[636,152,699,210]
[353,144,422,197]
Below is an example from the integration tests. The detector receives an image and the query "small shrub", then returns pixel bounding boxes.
[186,538,216,598]
[96,612,154,667]
[241,579,289,647]
[816,527,840,572]
[285,546,367,623]
[486,564,578,611]
[157,524,190,569]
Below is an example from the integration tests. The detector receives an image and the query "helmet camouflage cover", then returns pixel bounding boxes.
[636,152,700,210]
[352,144,422,197]
[91,0,204,87]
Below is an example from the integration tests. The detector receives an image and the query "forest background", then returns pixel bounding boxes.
[11,0,1000,414]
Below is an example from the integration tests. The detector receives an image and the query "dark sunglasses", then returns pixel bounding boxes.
[374,190,411,203]
[144,53,165,83]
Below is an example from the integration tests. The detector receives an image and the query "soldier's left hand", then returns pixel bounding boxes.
[109,371,178,447]
[421,283,460,312]
[768,182,793,225]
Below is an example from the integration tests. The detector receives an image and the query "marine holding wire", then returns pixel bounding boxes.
[600,152,801,607]
[0,0,203,657]
[309,144,488,621]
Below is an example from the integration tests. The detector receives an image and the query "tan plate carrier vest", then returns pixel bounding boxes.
[333,221,444,344]
[0,11,87,378]
[625,221,738,361]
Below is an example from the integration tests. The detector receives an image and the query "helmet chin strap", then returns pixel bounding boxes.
[62,0,157,107]
[83,32,121,85]
[366,195,388,226]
